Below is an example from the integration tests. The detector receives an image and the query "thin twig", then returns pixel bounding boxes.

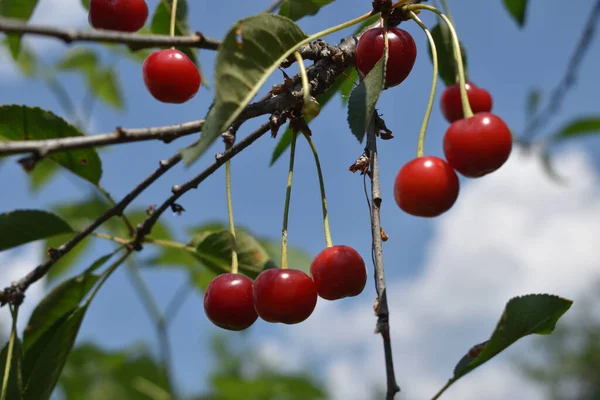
[367,114,400,400]
[0,17,220,50]
[0,120,204,157]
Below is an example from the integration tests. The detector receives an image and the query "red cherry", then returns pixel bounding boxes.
[203,273,258,331]
[253,269,317,324]
[443,113,513,178]
[355,27,417,87]
[440,82,493,123]
[142,49,201,104]
[310,246,367,301]
[394,156,460,218]
[88,0,148,32]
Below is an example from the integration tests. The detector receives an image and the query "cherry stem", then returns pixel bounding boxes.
[0,305,18,400]
[439,0,456,28]
[409,11,438,158]
[304,134,333,248]
[225,147,239,274]
[280,131,298,270]
[169,0,178,38]
[405,4,473,119]
[294,51,311,103]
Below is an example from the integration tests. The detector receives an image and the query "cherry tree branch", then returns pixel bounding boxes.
[0,120,204,157]
[367,114,400,400]
[0,17,220,50]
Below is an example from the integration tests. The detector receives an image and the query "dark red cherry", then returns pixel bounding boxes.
[355,27,417,87]
[443,113,513,178]
[203,273,258,331]
[394,156,460,218]
[88,0,148,32]
[310,245,367,301]
[142,49,201,104]
[253,269,317,324]
[440,82,493,123]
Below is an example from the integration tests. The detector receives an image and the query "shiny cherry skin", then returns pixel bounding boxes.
[142,49,201,104]
[253,269,317,324]
[88,0,148,32]
[394,156,460,218]
[310,245,367,301]
[203,273,258,331]
[443,113,513,178]
[355,27,417,87]
[440,82,493,123]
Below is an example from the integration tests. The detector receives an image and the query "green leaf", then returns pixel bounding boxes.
[552,116,600,142]
[428,23,468,87]
[150,0,198,64]
[22,272,100,354]
[14,43,37,77]
[503,0,528,27]
[56,48,98,75]
[86,68,124,110]
[80,0,90,10]
[22,306,88,400]
[352,14,379,35]
[28,159,59,192]
[0,337,23,399]
[0,209,72,251]
[347,56,386,143]
[279,0,335,21]
[450,294,572,387]
[0,0,40,56]
[0,105,103,184]
[270,128,293,166]
[339,67,358,105]
[45,235,92,282]
[259,238,313,274]
[191,229,276,278]
[526,88,541,117]
[182,14,308,166]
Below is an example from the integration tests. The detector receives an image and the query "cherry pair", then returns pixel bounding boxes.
[203,245,367,331]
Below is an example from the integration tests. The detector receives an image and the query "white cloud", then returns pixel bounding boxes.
[256,148,600,400]
[0,243,46,337]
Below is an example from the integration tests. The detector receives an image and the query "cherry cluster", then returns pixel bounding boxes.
[203,245,367,331]
[355,26,513,218]
[88,0,201,104]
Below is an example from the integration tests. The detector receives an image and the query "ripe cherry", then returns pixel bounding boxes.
[355,27,417,87]
[310,246,367,301]
[253,269,317,324]
[443,113,513,178]
[142,49,201,104]
[88,0,148,33]
[394,156,460,218]
[203,273,258,331]
[440,82,493,123]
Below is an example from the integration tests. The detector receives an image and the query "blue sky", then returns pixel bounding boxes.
[2,0,600,399]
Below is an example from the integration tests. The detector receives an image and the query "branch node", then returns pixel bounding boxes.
[171,184,182,194]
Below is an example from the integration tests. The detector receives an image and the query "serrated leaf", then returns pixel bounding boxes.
[86,68,124,110]
[0,105,103,184]
[445,294,572,393]
[191,230,276,278]
[347,56,386,143]
[428,23,468,87]
[22,306,88,400]
[279,0,335,21]
[503,0,528,27]
[0,209,72,251]
[551,116,600,142]
[526,88,541,117]
[182,14,308,166]
[56,48,98,75]
[0,0,40,56]
[0,336,23,399]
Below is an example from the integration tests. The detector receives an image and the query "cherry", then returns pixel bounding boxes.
[88,0,148,33]
[253,269,317,324]
[203,273,258,331]
[443,113,513,178]
[440,82,493,123]
[142,49,201,104]
[310,245,367,301]
[355,27,417,87]
[394,156,460,218]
